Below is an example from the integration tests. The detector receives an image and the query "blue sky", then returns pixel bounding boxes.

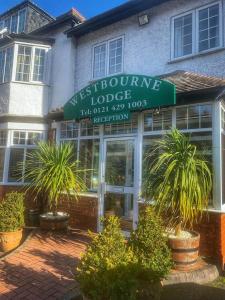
[0,0,128,19]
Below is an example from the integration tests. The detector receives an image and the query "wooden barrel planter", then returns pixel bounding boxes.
[168,231,200,271]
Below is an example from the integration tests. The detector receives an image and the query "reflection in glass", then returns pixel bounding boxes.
[104,193,133,231]
[105,140,134,187]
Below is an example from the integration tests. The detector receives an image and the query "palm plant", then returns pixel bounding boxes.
[24,142,87,214]
[143,129,212,236]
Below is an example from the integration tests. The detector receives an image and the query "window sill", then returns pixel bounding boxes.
[168,47,225,64]
[11,80,50,87]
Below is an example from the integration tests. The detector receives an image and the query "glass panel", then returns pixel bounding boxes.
[0,49,5,83]
[8,148,24,182]
[27,132,42,145]
[4,18,11,32]
[18,9,26,33]
[0,130,7,146]
[104,113,138,135]
[13,131,26,145]
[105,140,134,187]
[80,119,99,136]
[198,4,220,52]
[174,13,193,58]
[176,107,188,129]
[32,48,46,82]
[11,14,18,33]
[0,148,5,182]
[144,110,172,131]
[93,44,106,78]
[79,140,99,191]
[60,121,79,139]
[104,193,133,231]
[188,105,200,129]
[4,47,13,82]
[109,38,123,74]
[16,46,31,82]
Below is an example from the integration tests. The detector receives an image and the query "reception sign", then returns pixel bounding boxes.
[64,74,176,124]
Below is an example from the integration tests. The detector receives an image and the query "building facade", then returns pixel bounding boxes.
[1,0,225,265]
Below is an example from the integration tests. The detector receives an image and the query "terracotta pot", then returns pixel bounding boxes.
[168,231,200,271]
[40,212,69,231]
[0,229,23,252]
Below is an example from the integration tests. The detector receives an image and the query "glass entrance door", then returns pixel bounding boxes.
[100,138,137,232]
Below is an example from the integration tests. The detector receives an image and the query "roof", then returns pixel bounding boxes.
[32,9,85,35]
[0,0,54,22]
[66,0,170,38]
[48,71,225,120]
[160,71,225,94]
[0,33,55,47]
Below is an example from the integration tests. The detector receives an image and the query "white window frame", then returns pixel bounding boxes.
[92,36,124,79]
[13,43,50,84]
[171,1,223,60]
[0,45,14,84]
[0,8,27,34]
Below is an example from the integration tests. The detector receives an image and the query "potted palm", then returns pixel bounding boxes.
[24,142,87,231]
[143,129,212,270]
[0,192,25,252]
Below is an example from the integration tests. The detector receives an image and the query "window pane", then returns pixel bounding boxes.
[16,46,31,82]
[32,48,46,82]
[4,47,13,82]
[109,38,123,75]
[79,140,99,190]
[60,121,79,139]
[174,14,192,58]
[200,104,212,128]
[80,119,99,136]
[11,14,18,33]
[8,148,24,182]
[198,4,220,52]
[188,106,200,129]
[0,50,5,83]
[13,131,26,145]
[0,148,5,182]
[93,44,106,78]
[18,9,26,33]
[4,18,11,32]
[176,107,188,129]
[27,132,42,145]
[0,131,7,146]
[104,113,138,135]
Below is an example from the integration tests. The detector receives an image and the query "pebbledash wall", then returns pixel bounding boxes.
[1,0,225,267]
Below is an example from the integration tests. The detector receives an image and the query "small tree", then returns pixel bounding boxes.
[24,142,87,214]
[129,207,172,296]
[143,129,212,235]
[77,216,137,300]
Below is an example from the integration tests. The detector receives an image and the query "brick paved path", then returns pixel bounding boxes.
[0,230,89,300]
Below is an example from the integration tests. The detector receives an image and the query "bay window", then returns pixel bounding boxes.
[93,37,123,79]
[172,2,222,59]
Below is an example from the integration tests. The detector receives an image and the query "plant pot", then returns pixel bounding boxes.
[0,229,23,252]
[168,230,200,271]
[28,209,40,227]
[39,212,70,231]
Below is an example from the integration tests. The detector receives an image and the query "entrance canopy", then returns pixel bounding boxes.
[64,74,176,124]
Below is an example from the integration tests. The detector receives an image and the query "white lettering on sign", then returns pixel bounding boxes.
[91,90,132,106]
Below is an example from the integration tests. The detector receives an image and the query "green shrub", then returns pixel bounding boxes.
[77,216,138,300]
[0,192,25,232]
[129,207,172,283]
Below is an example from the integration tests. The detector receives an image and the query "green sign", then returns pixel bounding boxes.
[64,74,176,124]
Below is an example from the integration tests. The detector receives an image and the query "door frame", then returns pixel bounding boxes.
[98,136,139,232]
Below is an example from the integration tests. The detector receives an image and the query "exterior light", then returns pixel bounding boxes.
[138,14,149,26]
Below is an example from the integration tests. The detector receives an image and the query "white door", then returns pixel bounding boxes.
[99,137,138,232]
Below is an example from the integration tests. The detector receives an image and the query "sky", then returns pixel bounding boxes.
[0,0,128,19]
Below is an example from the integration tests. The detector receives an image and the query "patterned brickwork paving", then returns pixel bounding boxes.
[0,230,89,299]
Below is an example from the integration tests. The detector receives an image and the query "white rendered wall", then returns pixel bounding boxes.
[72,0,225,94]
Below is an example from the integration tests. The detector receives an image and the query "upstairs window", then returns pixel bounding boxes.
[15,45,47,83]
[0,47,14,83]
[172,2,221,59]
[0,9,26,34]
[93,37,123,79]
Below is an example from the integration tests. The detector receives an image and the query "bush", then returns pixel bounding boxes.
[129,207,172,283]
[77,216,138,300]
[0,192,25,232]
